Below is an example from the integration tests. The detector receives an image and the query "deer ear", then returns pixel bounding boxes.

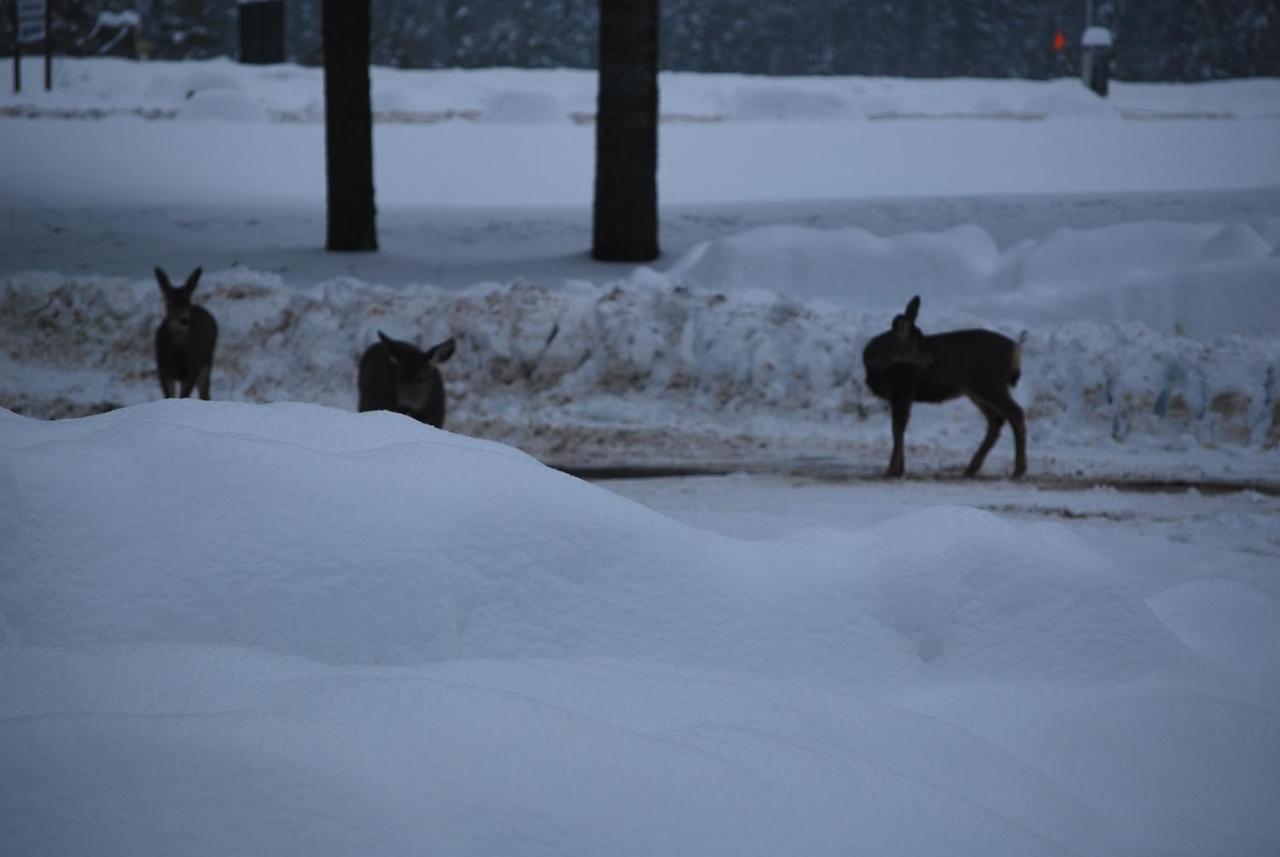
[183,267,203,294]
[378,331,423,368]
[377,331,401,365]
[427,337,456,365]
[905,296,920,322]
[155,267,174,293]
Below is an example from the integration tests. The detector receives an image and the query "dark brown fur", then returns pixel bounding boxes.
[154,267,217,400]
[357,332,456,429]
[862,296,1026,478]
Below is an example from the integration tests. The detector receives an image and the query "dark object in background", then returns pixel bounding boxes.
[239,0,285,64]
[322,0,377,251]
[1081,26,1114,97]
[592,0,660,263]
[358,332,456,429]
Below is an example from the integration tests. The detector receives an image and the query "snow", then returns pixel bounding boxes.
[1081,26,1114,49]
[2,401,1279,856]
[8,58,1280,121]
[91,11,140,31]
[2,59,1280,855]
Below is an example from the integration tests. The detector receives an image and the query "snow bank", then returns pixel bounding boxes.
[667,219,1280,335]
[0,400,1178,679]
[9,58,1280,122]
[3,219,1276,467]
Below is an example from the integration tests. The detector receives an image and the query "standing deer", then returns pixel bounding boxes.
[358,332,457,429]
[154,266,218,400]
[862,296,1026,478]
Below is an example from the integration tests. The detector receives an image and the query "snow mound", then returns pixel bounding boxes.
[665,220,1279,334]
[2,265,1277,460]
[0,401,1179,679]
[666,223,1001,307]
[480,89,563,124]
[177,89,268,122]
[728,84,849,120]
[1148,579,1280,676]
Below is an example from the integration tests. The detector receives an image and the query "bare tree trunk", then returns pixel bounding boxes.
[592,0,660,262]
[323,0,378,252]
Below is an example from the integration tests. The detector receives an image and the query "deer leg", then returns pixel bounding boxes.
[178,373,197,399]
[1006,396,1028,478]
[963,397,1004,478]
[158,374,175,398]
[887,396,913,478]
[195,366,212,401]
[989,390,1028,478]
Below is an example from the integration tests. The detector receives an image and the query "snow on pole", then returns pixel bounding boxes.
[1080,26,1114,97]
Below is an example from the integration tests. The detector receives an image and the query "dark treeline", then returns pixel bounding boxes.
[12,0,1280,81]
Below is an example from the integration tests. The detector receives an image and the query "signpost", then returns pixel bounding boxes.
[12,0,52,93]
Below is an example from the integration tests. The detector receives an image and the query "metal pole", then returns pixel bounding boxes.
[43,0,51,91]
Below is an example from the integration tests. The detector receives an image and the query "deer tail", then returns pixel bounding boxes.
[1009,343,1022,388]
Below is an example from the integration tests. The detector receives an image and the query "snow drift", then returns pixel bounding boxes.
[2,401,1277,857]
[0,400,1176,679]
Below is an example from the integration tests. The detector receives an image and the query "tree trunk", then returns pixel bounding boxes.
[592,0,660,262]
[323,0,378,252]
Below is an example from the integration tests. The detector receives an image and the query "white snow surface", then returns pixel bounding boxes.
[2,400,1279,857]
[3,58,1280,856]
[2,62,1278,479]
[5,57,1280,121]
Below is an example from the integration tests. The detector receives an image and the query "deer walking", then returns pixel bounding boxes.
[862,296,1026,479]
[154,266,218,400]
[358,332,457,429]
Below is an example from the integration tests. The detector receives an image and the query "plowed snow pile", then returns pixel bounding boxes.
[3,218,1277,474]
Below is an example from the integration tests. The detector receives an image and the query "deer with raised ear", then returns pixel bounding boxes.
[862,295,1026,479]
[358,331,457,429]
[154,266,218,400]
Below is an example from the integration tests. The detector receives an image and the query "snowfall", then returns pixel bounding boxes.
[1,57,1279,856]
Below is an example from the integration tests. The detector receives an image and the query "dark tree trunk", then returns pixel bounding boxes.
[592,0,659,262]
[323,0,378,252]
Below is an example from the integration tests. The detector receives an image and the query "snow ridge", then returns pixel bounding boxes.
[2,268,1276,465]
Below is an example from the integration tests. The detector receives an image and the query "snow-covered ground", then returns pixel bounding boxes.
[2,59,1279,855]
[2,59,1278,479]
[2,401,1278,856]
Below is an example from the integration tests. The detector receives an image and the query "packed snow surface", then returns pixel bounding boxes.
[2,401,1279,856]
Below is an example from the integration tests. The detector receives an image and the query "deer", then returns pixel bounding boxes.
[862,296,1026,479]
[358,331,457,429]
[154,266,218,400]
